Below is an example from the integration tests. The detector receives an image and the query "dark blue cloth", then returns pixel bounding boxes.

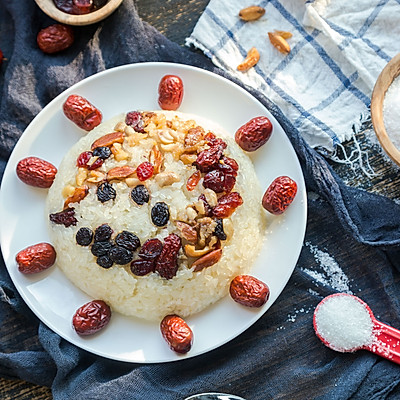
[1,1,400,399]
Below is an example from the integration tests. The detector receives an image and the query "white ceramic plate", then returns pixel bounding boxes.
[0,62,307,363]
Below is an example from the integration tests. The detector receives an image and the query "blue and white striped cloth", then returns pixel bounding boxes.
[187,0,399,152]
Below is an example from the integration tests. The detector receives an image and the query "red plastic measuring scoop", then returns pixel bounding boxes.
[313,293,400,364]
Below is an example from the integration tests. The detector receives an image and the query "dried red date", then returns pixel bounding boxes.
[138,238,163,260]
[155,233,181,279]
[130,259,155,276]
[158,75,184,111]
[16,243,56,274]
[194,144,225,173]
[235,116,273,152]
[230,275,270,307]
[0,49,4,66]
[212,192,243,218]
[37,24,74,54]
[160,314,193,354]
[16,156,57,188]
[262,176,297,215]
[63,94,102,131]
[203,169,236,193]
[72,300,111,336]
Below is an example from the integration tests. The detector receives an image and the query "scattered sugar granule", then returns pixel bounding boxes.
[302,242,352,294]
[314,294,374,352]
[384,75,400,150]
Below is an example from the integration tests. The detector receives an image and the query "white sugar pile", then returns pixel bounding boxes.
[383,75,400,150]
[314,294,375,352]
[302,242,352,294]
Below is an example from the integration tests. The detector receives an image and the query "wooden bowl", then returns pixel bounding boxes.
[34,0,123,26]
[371,53,400,167]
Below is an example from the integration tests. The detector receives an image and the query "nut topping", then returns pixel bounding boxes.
[64,185,89,208]
[155,171,180,187]
[268,32,291,54]
[237,47,260,72]
[184,244,213,258]
[175,221,198,244]
[106,166,136,181]
[239,5,265,21]
[91,131,124,150]
[192,248,222,272]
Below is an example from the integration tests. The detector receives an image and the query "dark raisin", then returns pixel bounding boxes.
[138,238,163,260]
[130,185,150,205]
[92,146,112,160]
[125,111,145,133]
[218,156,239,176]
[214,219,227,241]
[115,231,140,252]
[94,224,113,242]
[97,182,116,203]
[76,227,93,246]
[155,233,182,279]
[49,208,77,227]
[91,241,113,257]
[96,255,113,269]
[151,202,170,227]
[108,246,133,265]
[130,259,155,276]
[213,192,243,219]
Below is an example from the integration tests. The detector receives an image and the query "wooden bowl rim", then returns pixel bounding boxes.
[35,0,123,26]
[371,52,400,167]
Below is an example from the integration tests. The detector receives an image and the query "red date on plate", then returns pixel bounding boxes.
[63,94,102,131]
[160,314,193,354]
[158,75,184,111]
[262,176,297,215]
[72,300,111,336]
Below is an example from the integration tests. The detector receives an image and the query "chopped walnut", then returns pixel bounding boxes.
[180,154,197,165]
[184,244,212,257]
[175,221,198,244]
[197,217,217,247]
[62,184,76,198]
[185,206,198,222]
[203,188,218,207]
[125,177,142,187]
[155,171,180,187]
[114,121,127,132]
[111,143,129,161]
[76,167,88,186]
[87,170,105,183]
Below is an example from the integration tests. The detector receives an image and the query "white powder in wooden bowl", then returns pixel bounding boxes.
[383,75,400,150]
[314,294,375,352]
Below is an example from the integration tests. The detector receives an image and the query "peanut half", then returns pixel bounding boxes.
[268,32,291,54]
[274,30,293,39]
[237,47,260,72]
[239,6,265,21]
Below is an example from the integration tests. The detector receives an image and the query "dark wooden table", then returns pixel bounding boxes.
[1,0,399,398]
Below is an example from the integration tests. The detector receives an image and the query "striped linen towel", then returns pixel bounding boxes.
[186,0,400,153]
